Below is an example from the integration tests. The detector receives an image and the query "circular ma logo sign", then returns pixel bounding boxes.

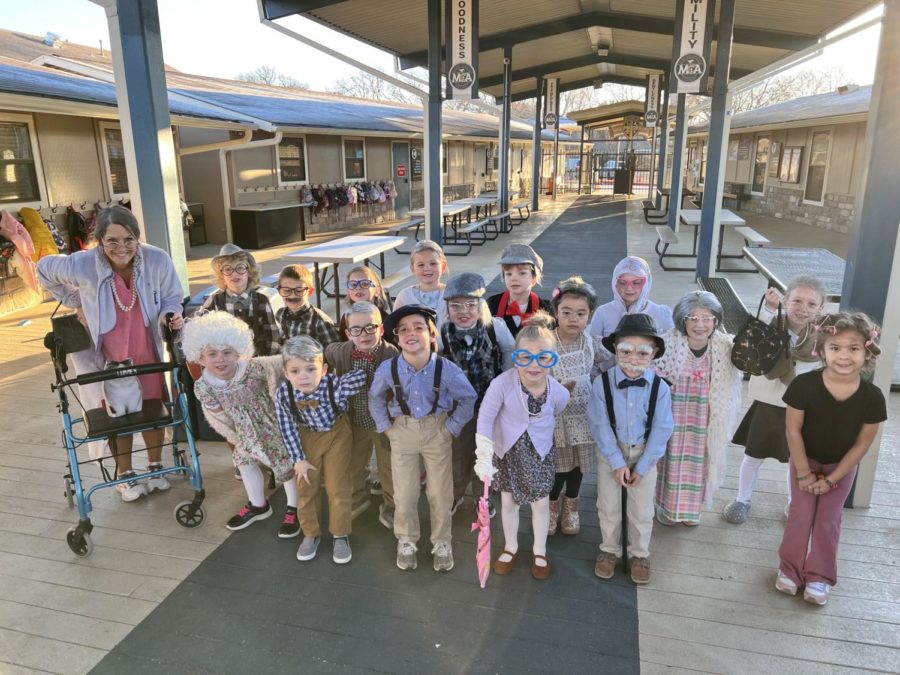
[411,148,420,160]
[448,63,476,90]
[645,110,659,125]
[544,112,558,127]
[675,53,706,83]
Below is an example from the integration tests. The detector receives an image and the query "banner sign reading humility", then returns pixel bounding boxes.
[670,0,715,94]
[644,74,663,127]
[446,0,479,99]
[543,77,559,129]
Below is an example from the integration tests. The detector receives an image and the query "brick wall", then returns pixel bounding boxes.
[746,185,855,233]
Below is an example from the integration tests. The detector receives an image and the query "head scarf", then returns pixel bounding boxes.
[610,256,652,315]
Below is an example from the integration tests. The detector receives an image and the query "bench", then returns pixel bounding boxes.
[697,276,751,336]
[381,268,413,300]
[510,200,531,226]
[642,198,668,225]
[486,211,510,236]
[654,225,699,272]
[734,226,770,247]
[389,216,425,254]
[444,218,491,256]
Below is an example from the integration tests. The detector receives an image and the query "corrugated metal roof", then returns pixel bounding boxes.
[690,85,872,133]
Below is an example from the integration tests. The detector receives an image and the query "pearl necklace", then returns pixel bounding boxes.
[111,271,138,312]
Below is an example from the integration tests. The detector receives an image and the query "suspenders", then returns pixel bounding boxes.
[599,371,662,444]
[285,376,338,427]
[389,356,443,417]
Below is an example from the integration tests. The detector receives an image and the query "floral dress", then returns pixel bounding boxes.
[492,383,555,505]
[193,358,295,483]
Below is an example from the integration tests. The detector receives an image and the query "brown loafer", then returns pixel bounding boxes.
[493,550,517,575]
[531,554,551,580]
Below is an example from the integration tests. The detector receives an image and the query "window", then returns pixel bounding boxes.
[100,124,129,196]
[779,146,802,183]
[804,130,831,203]
[343,138,366,180]
[0,120,41,204]
[751,136,769,194]
[278,136,307,184]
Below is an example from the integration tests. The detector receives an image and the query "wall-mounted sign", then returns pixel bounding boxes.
[445,0,479,100]
[543,77,559,129]
[410,147,423,181]
[396,164,407,178]
[737,137,752,161]
[644,73,663,127]
[669,0,715,95]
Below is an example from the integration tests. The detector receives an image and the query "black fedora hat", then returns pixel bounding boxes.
[383,304,437,337]
[601,313,666,357]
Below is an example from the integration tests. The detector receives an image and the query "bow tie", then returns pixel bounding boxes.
[618,378,647,389]
[352,350,376,362]
[504,300,529,320]
[295,399,320,410]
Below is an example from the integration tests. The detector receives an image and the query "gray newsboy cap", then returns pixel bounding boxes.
[498,243,542,273]
[212,242,257,267]
[443,272,486,299]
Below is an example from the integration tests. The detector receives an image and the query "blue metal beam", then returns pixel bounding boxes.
[666,93,688,233]
[655,85,670,207]
[499,46,512,214]
[531,77,541,213]
[260,0,345,21]
[425,0,442,243]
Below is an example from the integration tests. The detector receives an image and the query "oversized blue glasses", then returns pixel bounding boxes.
[512,349,558,368]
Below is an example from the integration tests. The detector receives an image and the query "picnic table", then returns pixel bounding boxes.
[451,196,497,220]
[659,186,696,212]
[742,246,845,303]
[284,234,405,317]
[678,208,754,272]
[478,189,520,201]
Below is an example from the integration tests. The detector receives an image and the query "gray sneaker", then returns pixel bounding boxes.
[723,500,751,524]
[145,464,171,493]
[378,503,394,529]
[396,541,417,570]
[332,536,352,564]
[116,471,146,502]
[296,536,320,562]
[432,541,454,572]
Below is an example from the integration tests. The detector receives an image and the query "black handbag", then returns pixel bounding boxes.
[730,296,791,376]
[50,302,91,353]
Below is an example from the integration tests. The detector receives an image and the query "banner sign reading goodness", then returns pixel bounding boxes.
[543,77,559,130]
[669,0,715,94]
[446,0,479,100]
[644,73,663,127]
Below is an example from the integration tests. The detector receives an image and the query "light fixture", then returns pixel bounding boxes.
[593,79,604,89]
[596,44,610,57]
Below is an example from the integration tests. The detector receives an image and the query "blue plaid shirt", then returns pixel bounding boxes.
[275,370,367,462]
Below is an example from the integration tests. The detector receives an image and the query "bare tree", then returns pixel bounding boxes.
[331,69,419,104]
[235,65,308,89]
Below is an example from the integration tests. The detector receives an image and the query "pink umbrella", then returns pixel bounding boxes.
[471,480,492,588]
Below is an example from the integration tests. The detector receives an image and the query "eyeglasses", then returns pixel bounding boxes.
[448,300,480,312]
[616,278,646,289]
[347,323,380,336]
[393,324,430,336]
[347,279,376,290]
[685,315,716,324]
[221,263,250,276]
[512,349,558,368]
[102,236,138,250]
[278,285,309,298]
[615,343,656,358]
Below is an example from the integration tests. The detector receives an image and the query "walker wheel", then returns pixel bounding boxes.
[66,527,93,557]
[63,477,74,508]
[174,501,205,528]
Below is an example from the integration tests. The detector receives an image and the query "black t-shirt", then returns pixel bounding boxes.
[782,369,887,464]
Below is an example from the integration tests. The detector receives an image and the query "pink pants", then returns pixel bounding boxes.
[779,460,856,587]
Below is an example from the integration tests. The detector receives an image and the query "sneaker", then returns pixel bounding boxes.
[775,570,798,596]
[450,496,465,516]
[397,541,418,570]
[370,480,383,496]
[351,498,371,520]
[145,464,171,493]
[656,511,677,526]
[594,552,619,580]
[432,541,454,572]
[278,509,301,538]
[234,465,242,481]
[378,503,395,529]
[226,502,272,530]
[332,536,352,564]
[803,581,831,606]
[629,557,651,585]
[723,500,751,524]
[116,471,146,502]
[296,535,320,561]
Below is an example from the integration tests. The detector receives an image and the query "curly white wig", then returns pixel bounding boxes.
[181,310,254,361]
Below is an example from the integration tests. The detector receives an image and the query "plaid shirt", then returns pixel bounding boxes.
[277,304,341,348]
[275,370,367,462]
[349,352,378,429]
[203,288,280,356]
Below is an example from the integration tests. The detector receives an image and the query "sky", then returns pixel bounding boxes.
[1,1,884,98]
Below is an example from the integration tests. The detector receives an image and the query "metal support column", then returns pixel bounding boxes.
[666,94,688,232]
[498,46,512,214]
[530,78,541,212]
[577,125,586,195]
[696,0,736,278]
[841,0,900,507]
[99,0,186,289]
[425,0,443,243]
[552,92,560,199]
[655,86,670,208]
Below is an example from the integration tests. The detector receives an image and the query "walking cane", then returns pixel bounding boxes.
[621,481,629,575]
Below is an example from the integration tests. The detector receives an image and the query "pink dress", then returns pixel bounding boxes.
[101,273,165,400]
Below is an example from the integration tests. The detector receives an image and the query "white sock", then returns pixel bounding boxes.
[283,476,299,509]
[238,463,266,507]
[500,491,519,555]
[531,497,550,559]
[736,455,765,504]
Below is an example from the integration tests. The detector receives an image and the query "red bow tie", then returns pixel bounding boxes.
[352,350,376,362]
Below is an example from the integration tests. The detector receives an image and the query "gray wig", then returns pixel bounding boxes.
[672,291,724,334]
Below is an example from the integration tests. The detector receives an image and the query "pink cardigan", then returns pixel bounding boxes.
[476,369,570,460]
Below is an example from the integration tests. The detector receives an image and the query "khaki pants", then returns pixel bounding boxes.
[596,442,656,559]
[298,415,352,538]
[350,424,393,507]
[387,414,453,546]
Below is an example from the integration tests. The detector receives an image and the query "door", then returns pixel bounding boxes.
[474,144,487,194]
[391,141,410,218]
[752,136,769,194]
